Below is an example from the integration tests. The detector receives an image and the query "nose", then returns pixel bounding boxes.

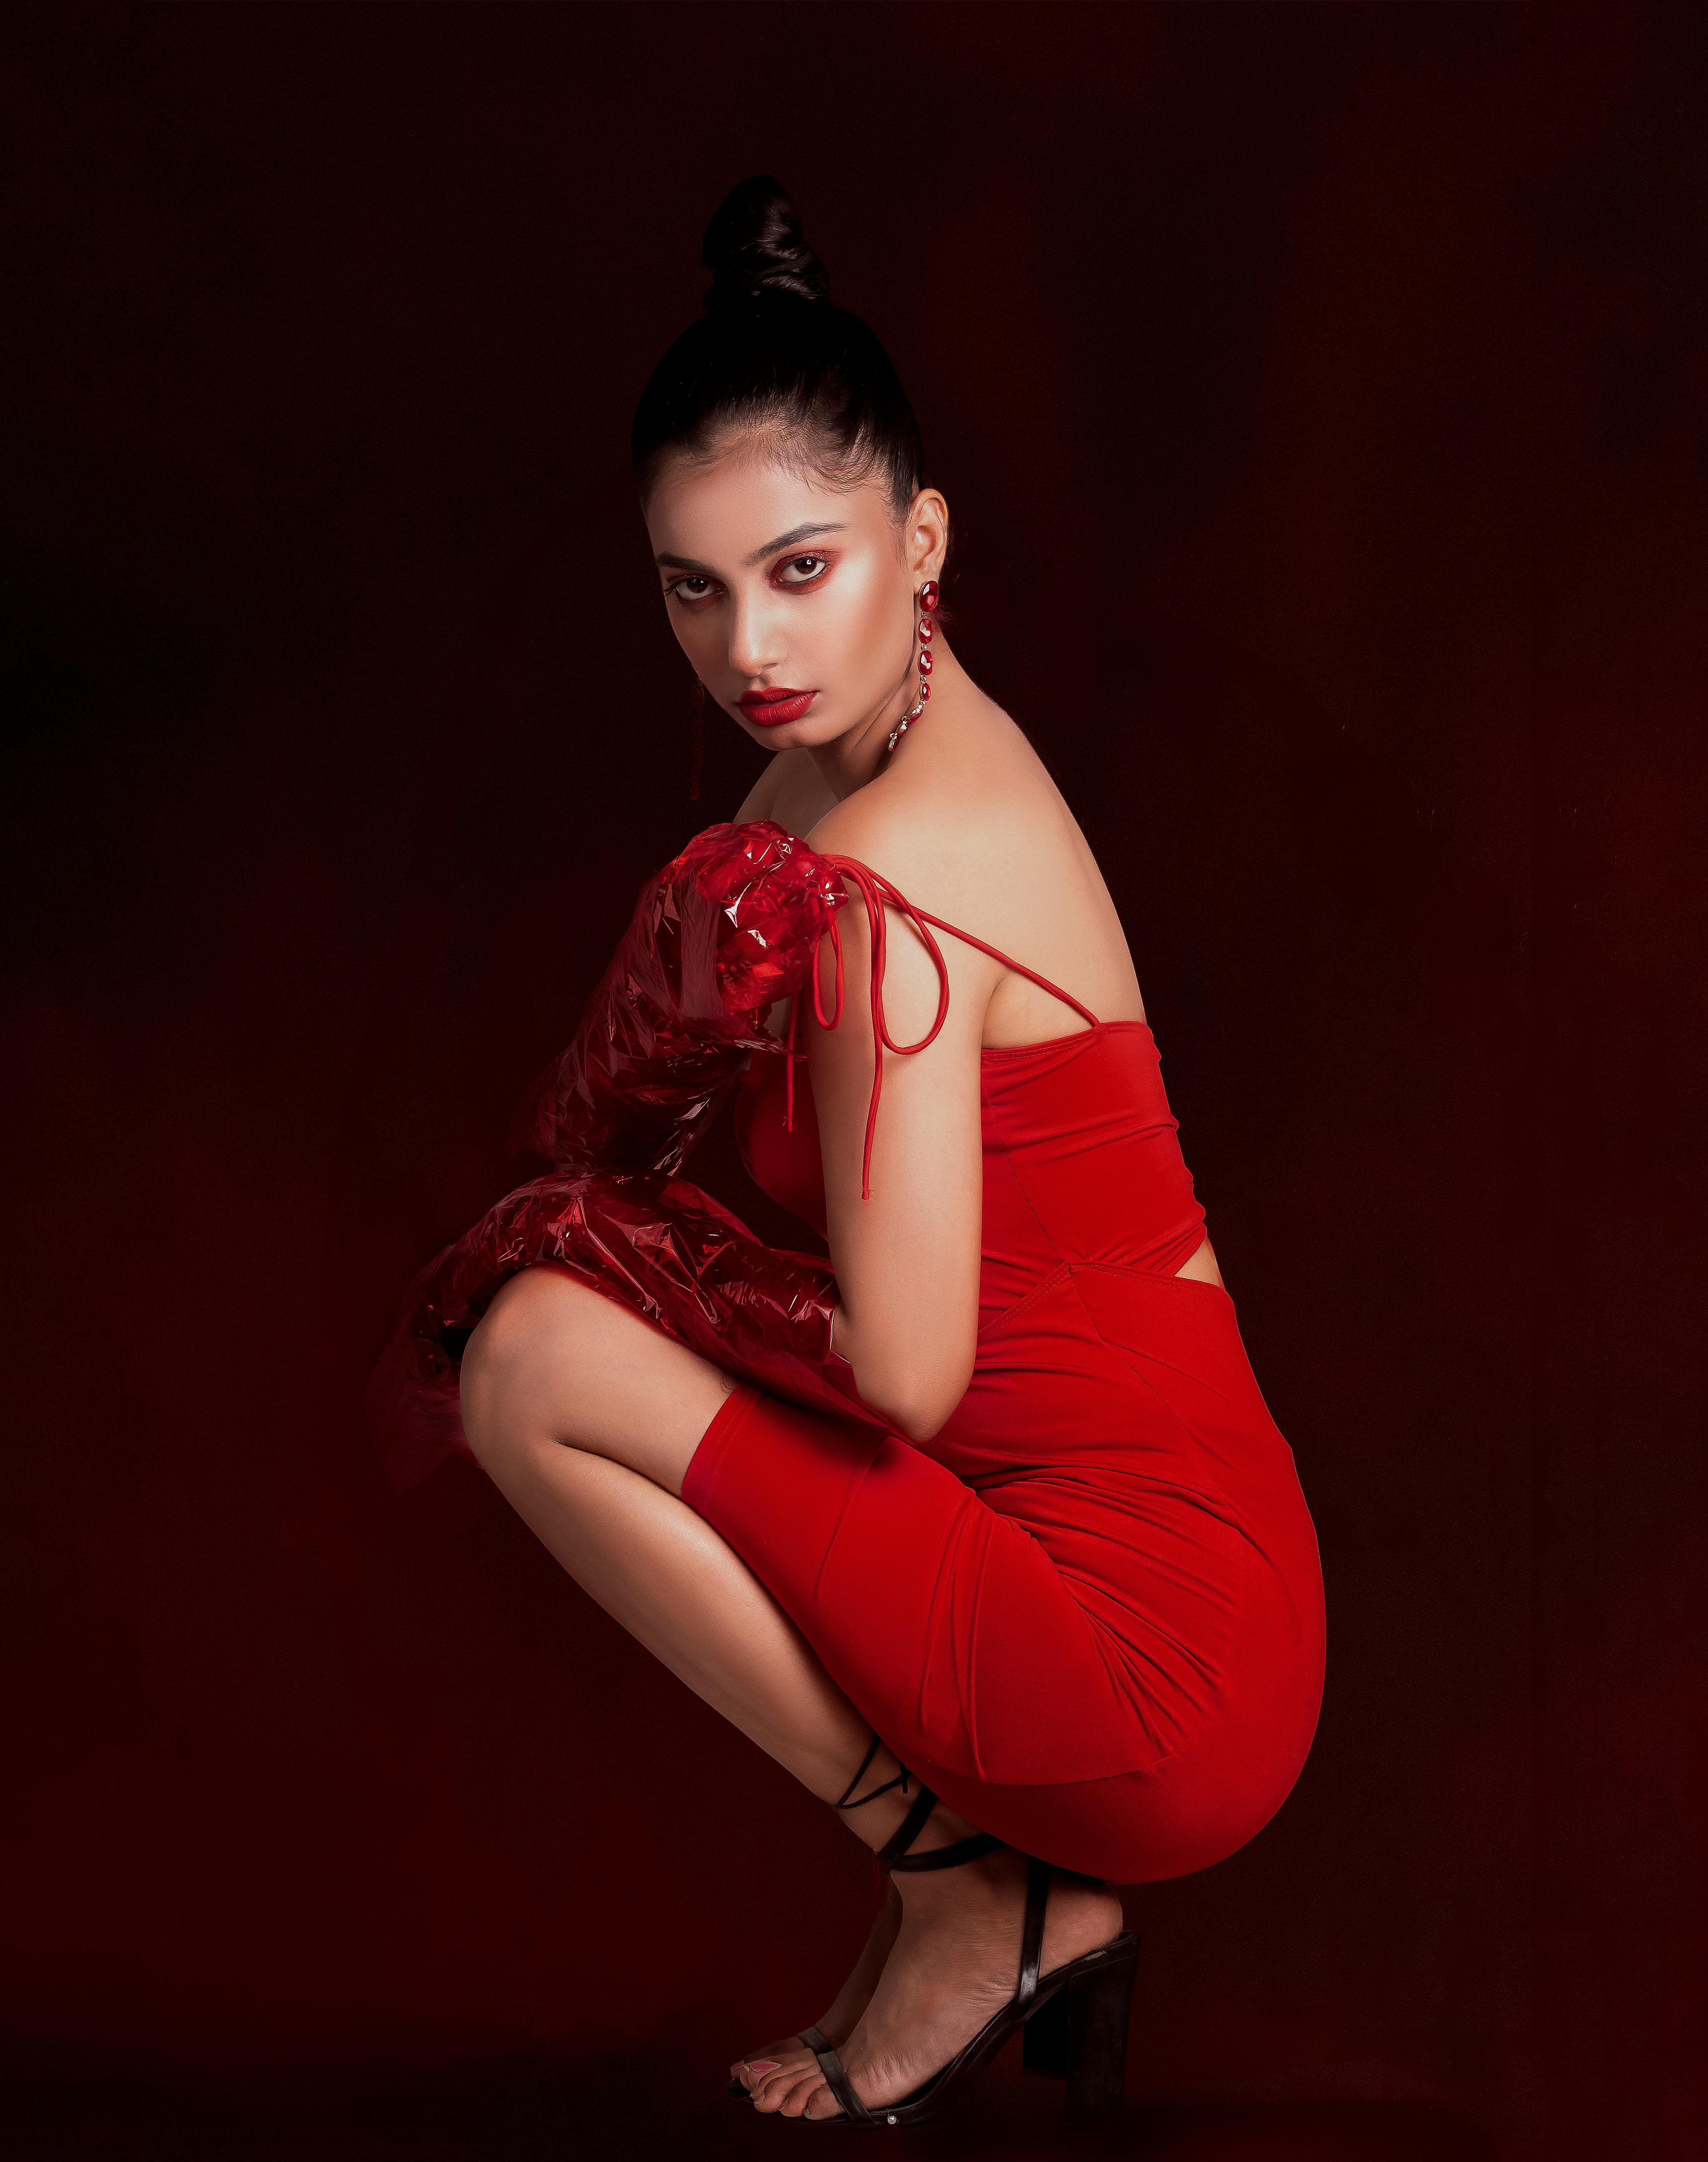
[725,591,786,682]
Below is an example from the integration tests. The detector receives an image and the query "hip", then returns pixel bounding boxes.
[937,1263,1314,1550]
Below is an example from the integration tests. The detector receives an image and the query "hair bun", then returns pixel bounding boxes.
[702,174,830,311]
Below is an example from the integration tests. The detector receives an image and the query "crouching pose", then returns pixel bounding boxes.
[369,176,1325,2129]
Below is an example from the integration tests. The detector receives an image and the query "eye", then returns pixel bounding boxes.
[776,553,831,586]
[667,575,718,608]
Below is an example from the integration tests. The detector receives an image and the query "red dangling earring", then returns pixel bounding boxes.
[887,579,939,753]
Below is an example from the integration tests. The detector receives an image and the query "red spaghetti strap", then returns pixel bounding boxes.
[816,903,848,1030]
[905,909,1100,1032]
[821,854,952,1198]
[781,850,1100,1201]
[782,900,845,1136]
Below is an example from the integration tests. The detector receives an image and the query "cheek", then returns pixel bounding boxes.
[664,605,714,659]
[821,564,900,670]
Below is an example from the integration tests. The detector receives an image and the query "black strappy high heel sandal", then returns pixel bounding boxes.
[724,1737,917,2101]
[745,1742,1140,2128]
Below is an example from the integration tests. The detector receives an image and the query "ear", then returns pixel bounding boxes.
[904,488,950,582]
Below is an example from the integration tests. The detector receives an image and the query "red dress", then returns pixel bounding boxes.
[682,881,1326,1886]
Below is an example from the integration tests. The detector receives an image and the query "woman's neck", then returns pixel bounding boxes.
[810,635,971,803]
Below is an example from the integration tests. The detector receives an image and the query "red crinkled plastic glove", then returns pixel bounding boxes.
[364,1169,878,1491]
[508,819,846,1178]
[366,820,869,1490]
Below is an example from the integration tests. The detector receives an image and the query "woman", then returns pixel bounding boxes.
[369,176,1325,2128]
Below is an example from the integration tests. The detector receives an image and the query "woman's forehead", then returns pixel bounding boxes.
[644,443,890,561]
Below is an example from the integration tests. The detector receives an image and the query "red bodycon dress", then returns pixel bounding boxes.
[682,881,1326,1886]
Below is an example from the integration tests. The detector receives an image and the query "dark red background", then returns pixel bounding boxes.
[3,6,1703,2158]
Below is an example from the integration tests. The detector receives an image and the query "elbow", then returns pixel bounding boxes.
[892,1398,962,1446]
[853,1353,975,1445]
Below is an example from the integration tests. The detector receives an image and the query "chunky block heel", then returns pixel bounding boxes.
[1022,1935,1139,2114]
[1021,1982,1071,2078]
[734,1733,1142,2129]
[1060,1941,1139,2118]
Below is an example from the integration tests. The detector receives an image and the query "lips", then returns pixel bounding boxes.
[736,687,818,728]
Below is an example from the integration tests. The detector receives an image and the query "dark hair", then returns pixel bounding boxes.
[631,175,926,515]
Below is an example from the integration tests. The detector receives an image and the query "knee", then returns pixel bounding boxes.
[458,1267,593,1471]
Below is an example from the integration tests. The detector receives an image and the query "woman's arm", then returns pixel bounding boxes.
[802,799,991,1443]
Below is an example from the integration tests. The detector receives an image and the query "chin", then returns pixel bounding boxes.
[739,708,840,750]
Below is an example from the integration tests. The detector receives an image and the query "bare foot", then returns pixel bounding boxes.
[747,1856,1124,2120]
[731,1883,903,2096]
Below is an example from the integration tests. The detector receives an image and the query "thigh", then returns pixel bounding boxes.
[460,1265,736,1496]
[686,1382,1156,1785]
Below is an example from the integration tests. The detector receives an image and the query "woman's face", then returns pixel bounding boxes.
[643,443,946,753]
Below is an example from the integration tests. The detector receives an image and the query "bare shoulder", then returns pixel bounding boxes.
[801,731,1032,1037]
[805,706,1056,915]
[809,698,1144,1037]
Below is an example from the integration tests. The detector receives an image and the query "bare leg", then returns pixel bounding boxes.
[460,1267,1122,2121]
[461,1267,924,1815]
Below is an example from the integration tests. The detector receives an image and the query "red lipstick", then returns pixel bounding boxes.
[736,687,818,728]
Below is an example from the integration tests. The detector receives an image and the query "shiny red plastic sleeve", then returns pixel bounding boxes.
[366,820,872,1489]
[364,1170,878,1491]
[508,819,846,1178]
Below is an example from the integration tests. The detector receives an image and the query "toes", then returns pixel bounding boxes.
[737,2037,815,2100]
[731,2039,792,2085]
[779,2071,830,2119]
[803,2080,845,2121]
[749,2062,808,2114]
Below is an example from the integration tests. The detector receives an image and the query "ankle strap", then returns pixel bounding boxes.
[874,1784,939,1870]
[832,1733,912,1814]
[874,1781,1007,1874]
[892,1830,1007,1873]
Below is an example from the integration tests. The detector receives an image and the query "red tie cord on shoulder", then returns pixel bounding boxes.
[778,851,1098,1201]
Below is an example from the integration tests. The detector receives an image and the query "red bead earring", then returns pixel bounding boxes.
[887,579,939,753]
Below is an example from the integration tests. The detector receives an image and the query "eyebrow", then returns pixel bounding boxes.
[654,521,849,574]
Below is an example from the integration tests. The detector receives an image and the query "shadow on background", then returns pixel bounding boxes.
[2,3,1703,2159]
[1,2045,1491,2162]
